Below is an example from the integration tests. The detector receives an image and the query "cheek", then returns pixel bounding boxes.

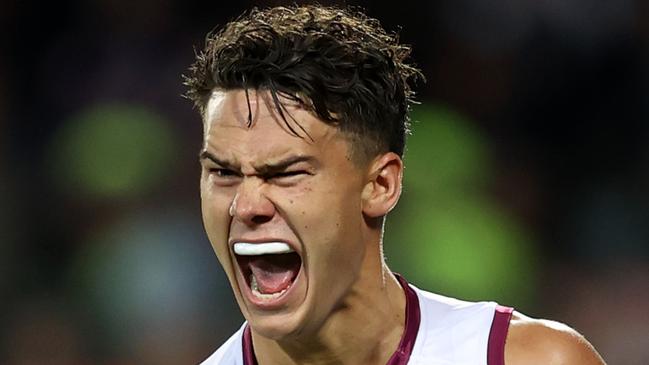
[297,182,364,261]
[200,183,233,256]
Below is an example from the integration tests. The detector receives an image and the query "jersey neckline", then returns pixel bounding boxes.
[241,273,421,365]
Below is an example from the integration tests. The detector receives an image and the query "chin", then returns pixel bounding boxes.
[247,311,307,340]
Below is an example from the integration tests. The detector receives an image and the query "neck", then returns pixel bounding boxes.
[252,260,407,365]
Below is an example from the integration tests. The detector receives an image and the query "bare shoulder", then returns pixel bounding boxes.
[504,311,606,365]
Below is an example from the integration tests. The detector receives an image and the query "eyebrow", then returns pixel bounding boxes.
[199,150,237,170]
[199,150,316,175]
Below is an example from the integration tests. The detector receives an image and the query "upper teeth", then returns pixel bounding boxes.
[233,242,295,256]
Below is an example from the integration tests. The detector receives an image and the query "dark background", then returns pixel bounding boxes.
[2,0,648,363]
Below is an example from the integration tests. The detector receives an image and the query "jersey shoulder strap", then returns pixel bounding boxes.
[408,284,514,365]
[487,305,514,365]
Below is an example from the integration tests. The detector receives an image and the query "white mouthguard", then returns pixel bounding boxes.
[233,242,295,256]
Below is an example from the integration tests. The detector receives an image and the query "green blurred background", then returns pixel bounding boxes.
[2,0,649,364]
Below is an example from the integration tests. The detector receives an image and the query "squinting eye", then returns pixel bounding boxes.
[209,168,238,178]
[273,171,306,179]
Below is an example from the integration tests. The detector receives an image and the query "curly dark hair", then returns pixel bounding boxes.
[184,4,422,162]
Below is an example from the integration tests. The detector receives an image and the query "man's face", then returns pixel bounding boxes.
[200,90,369,339]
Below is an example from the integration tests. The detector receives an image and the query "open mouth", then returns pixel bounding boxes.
[234,242,302,301]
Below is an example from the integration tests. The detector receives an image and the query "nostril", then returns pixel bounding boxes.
[251,215,273,224]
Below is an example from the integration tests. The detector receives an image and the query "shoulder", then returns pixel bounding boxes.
[504,312,606,365]
[200,324,245,365]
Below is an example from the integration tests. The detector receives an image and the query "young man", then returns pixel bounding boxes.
[185,5,606,365]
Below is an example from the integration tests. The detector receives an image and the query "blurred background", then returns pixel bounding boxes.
[2,0,648,363]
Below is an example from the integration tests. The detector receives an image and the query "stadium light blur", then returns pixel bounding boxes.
[48,103,177,199]
[385,104,537,307]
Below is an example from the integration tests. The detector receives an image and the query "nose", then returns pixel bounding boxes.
[230,178,275,226]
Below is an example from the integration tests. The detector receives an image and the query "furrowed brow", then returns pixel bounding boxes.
[199,150,238,169]
[255,156,316,175]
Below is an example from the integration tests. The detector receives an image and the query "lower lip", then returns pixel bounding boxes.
[237,261,304,311]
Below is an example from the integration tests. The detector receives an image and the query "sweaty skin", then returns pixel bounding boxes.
[199,89,606,365]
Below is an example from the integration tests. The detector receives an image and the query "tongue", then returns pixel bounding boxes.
[249,253,301,294]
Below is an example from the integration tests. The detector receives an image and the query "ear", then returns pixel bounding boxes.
[361,152,403,218]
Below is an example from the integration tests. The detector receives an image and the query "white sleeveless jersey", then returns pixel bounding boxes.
[201,278,513,365]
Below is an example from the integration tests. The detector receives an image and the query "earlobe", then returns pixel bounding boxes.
[361,152,403,218]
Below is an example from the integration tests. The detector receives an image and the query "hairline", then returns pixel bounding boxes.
[200,87,384,167]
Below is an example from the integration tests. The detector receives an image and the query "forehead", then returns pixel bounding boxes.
[202,89,344,160]
[204,89,295,130]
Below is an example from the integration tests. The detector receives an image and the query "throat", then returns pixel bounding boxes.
[247,273,411,365]
[250,319,406,365]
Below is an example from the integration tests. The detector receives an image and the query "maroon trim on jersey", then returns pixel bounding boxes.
[386,273,421,365]
[241,274,420,365]
[487,305,514,365]
[242,325,256,365]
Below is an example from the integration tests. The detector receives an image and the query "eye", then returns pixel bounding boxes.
[205,167,241,186]
[273,170,306,178]
[267,170,310,185]
[210,168,238,177]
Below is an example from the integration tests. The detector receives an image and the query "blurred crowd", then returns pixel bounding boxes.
[2,0,648,364]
